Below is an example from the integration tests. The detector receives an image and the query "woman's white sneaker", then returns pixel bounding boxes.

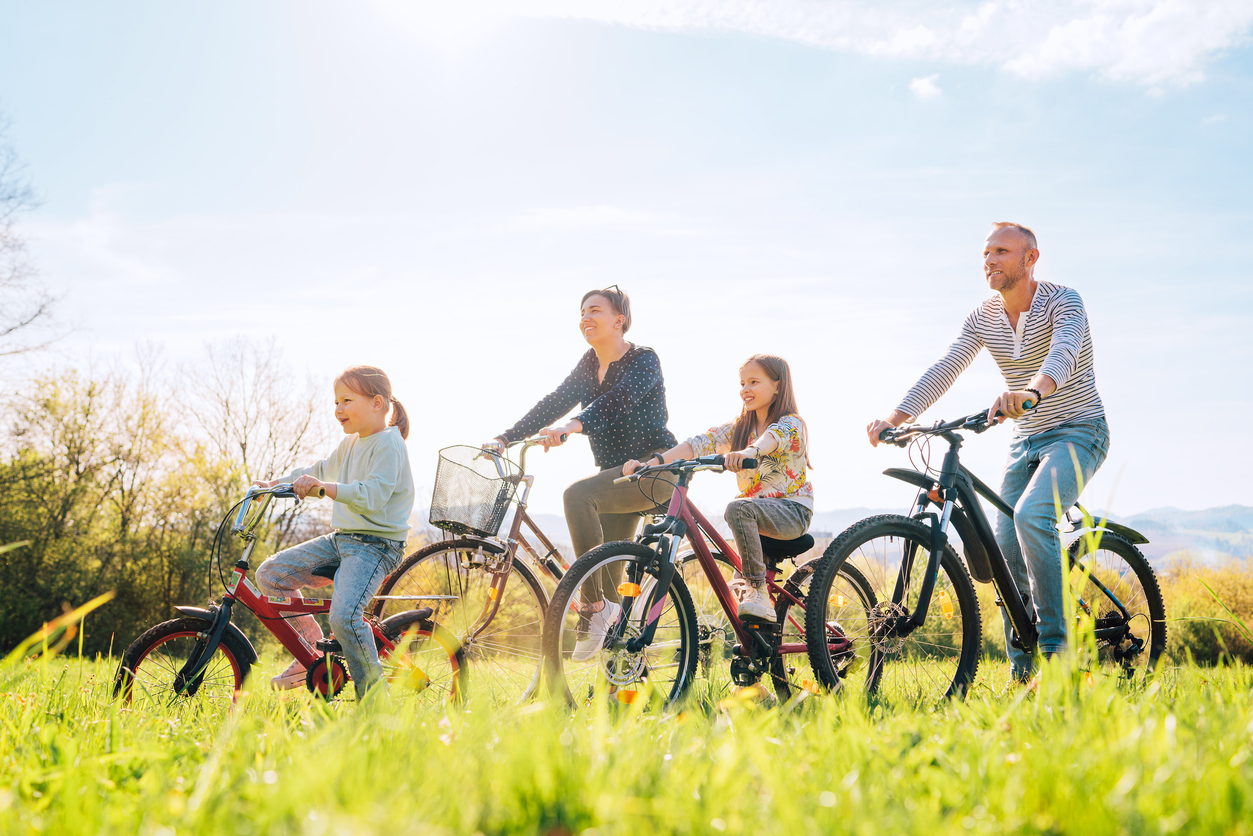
[737,587,776,623]
[572,601,622,661]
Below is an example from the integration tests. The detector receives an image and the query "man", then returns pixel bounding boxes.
[867,222,1110,682]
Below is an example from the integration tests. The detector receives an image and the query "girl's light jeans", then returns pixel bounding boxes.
[995,418,1110,678]
[256,532,404,698]
[724,497,813,585]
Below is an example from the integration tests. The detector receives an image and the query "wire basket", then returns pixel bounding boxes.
[429,445,522,538]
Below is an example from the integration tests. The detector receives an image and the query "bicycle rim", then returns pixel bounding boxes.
[1068,533,1166,678]
[373,541,545,703]
[809,516,981,704]
[544,543,698,707]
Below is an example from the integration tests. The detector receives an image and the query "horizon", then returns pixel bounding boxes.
[1,2,1250,519]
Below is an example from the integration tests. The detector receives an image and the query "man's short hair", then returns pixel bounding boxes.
[991,221,1038,251]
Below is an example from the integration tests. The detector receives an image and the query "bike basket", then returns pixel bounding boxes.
[429,445,522,537]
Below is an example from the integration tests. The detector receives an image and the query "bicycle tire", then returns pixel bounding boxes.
[805,515,981,703]
[369,538,547,702]
[113,618,251,707]
[679,551,874,701]
[542,541,700,707]
[785,559,876,700]
[378,610,469,705]
[1067,531,1167,677]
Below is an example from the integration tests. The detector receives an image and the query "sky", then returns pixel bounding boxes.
[0,0,1250,522]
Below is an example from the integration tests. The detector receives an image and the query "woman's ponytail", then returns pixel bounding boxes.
[388,396,410,440]
[335,365,408,439]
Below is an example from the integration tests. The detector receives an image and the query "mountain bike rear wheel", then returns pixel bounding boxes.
[1067,532,1166,677]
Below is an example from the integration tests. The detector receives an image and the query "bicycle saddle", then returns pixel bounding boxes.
[760,533,815,562]
[310,564,338,581]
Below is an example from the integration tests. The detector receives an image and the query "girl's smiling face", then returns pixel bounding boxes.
[334,381,386,436]
[739,361,780,415]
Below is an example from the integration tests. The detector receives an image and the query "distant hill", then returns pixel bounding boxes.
[1119,505,1253,564]
[514,506,1253,566]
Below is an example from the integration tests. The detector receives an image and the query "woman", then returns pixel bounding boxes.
[491,287,677,658]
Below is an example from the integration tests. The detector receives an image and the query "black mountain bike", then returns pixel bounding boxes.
[804,408,1166,703]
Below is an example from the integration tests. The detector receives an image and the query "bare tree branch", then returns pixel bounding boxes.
[0,110,61,357]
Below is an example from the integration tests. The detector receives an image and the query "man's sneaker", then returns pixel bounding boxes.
[572,600,622,662]
[737,587,776,623]
[270,659,308,690]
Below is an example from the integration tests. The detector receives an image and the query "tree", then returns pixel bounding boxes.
[0,112,58,357]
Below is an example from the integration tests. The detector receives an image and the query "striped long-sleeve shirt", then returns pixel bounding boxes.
[897,281,1105,436]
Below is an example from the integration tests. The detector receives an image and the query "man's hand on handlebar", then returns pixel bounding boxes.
[987,390,1036,424]
[867,409,910,447]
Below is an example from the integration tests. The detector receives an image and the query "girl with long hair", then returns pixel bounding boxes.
[623,354,813,622]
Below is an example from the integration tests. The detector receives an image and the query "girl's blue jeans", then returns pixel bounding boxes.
[994,418,1110,679]
[256,532,404,698]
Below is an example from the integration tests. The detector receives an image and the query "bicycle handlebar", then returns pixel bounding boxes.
[878,400,1035,447]
[613,454,759,484]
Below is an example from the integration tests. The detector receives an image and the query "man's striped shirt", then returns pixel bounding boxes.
[897,280,1105,436]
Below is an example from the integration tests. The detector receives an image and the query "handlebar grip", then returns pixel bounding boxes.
[613,475,631,485]
[307,486,326,499]
[1022,399,1035,410]
[559,433,569,442]
[878,428,892,442]
[742,458,758,469]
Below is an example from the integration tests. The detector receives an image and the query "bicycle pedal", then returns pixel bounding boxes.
[315,638,342,653]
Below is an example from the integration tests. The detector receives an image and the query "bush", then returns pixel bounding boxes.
[1160,553,1253,666]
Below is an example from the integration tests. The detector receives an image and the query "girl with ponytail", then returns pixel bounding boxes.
[254,365,415,699]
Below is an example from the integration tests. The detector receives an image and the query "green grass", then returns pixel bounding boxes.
[3,648,1253,835]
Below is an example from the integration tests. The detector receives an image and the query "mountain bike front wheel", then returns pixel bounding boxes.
[542,541,699,708]
[805,515,982,704]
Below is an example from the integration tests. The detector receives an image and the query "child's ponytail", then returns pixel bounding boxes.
[335,365,409,440]
[388,396,410,440]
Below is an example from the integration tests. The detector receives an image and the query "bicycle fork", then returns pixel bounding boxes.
[623,521,686,653]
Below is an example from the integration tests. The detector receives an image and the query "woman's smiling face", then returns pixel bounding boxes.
[578,294,624,344]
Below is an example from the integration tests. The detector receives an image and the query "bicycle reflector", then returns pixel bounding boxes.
[617,582,642,597]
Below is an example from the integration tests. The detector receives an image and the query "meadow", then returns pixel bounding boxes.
[3,642,1252,836]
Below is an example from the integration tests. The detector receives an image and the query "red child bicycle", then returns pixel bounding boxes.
[114,484,466,707]
[541,455,873,705]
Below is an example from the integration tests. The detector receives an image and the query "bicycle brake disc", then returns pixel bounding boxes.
[602,623,647,687]
[868,601,911,655]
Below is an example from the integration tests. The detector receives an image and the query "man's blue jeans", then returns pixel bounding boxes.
[995,418,1110,678]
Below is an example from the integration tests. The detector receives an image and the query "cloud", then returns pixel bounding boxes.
[508,205,705,235]
[405,0,1253,87]
[909,73,943,99]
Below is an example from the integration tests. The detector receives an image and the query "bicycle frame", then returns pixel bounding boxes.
[177,488,401,689]
[881,419,1151,656]
[640,475,842,660]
